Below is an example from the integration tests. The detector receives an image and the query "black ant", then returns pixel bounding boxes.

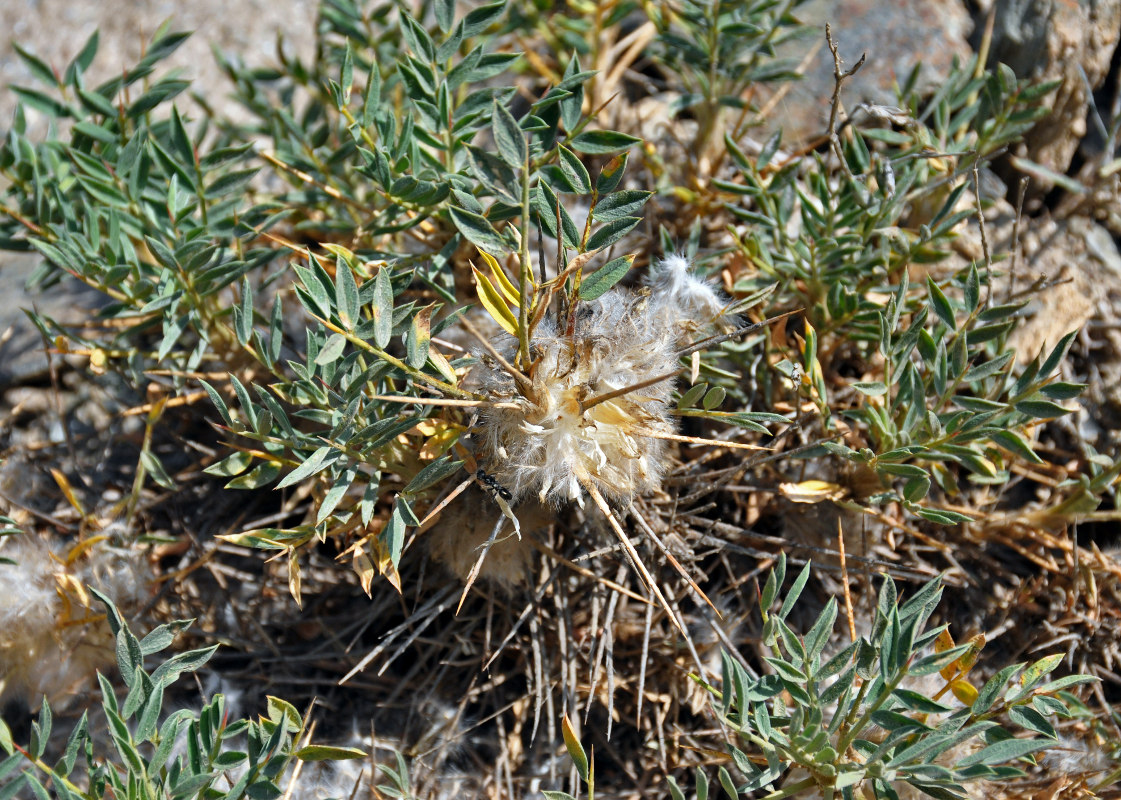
[476,468,513,502]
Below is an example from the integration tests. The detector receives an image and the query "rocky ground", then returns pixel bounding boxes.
[1,1,1120,798]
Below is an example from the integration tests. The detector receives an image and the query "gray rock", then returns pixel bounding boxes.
[0,253,107,388]
[0,0,317,388]
[0,0,317,125]
[983,0,1121,183]
[765,0,975,143]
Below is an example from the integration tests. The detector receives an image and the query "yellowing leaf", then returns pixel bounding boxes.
[779,480,847,504]
[1021,653,1064,687]
[353,545,375,597]
[50,468,87,518]
[217,530,285,549]
[472,265,518,336]
[266,696,303,728]
[599,153,626,185]
[936,629,957,680]
[972,455,999,478]
[288,548,302,608]
[959,633,986,675]
[561,715,589,782]
[950,678,978,705]
[65,534,111,565]
[320,242,359,271]
[147,394,169,425]
[427,346,458,386]
[295,745,368,761]
[55,572,92,618]
[938,630,985,681]
[416,419,462,459]
[479,250,523,305]
[369,532,402,593]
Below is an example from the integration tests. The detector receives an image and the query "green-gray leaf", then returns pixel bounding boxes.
[568,130,641,155]
[372,268,394,349]
[449,205,511,255]
[276,446,339,490]
[557,146,591,194]
[492,101,527,167]
[579,255,634,300]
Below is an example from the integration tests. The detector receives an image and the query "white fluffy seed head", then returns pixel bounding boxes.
[475,291,677,507]
[0,535,150,707]
[0,539,60,704]
[471,255,735,509]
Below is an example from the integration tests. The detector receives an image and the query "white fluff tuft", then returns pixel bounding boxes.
[0,540,61,704]
[647,253,738,342]
[1041,734,1113,776]
[0,535,150,707]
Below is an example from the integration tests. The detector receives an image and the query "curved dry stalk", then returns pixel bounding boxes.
[579,369,679,413]
[579,475,685,638]
[635,428,770,452]
[838,517,857,644]
[674,308,804,359]
[415,475,474,533]
[457,516,510,614]
[369,394,522,409]
[481,573,557,673]
[338,584,458,685]
[636,599,655,726]
[523,535,651,605]
[280,717,317,800]
[629,503,719,616]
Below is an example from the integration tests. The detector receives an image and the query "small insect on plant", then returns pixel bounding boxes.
[476,468,513,502]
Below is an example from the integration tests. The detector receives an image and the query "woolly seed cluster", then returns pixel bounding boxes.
[0,535,148,707]
[473,255,733,507]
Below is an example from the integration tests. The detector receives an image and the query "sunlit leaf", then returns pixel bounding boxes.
[472,265,518,336]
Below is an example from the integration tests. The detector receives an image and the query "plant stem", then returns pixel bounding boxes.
[516,149,532,367]
[311,312,479,399]
[762,776,817,799]
[837,669,907,754]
